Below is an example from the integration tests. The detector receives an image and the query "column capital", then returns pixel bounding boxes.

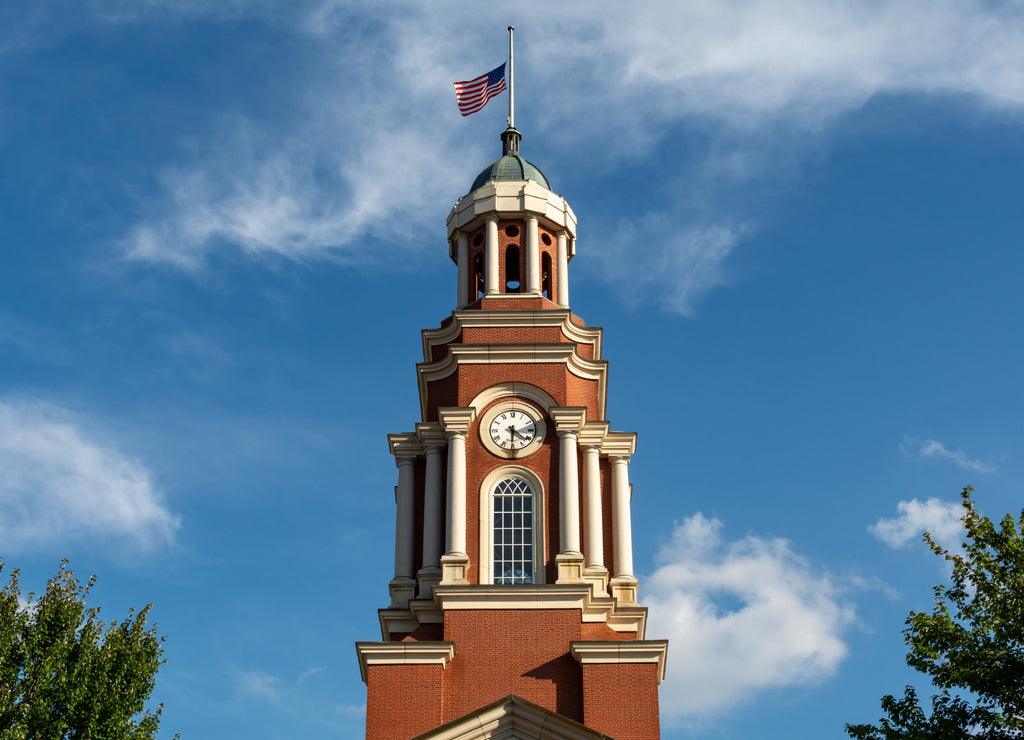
[415,422,447,450]
[437,407,477,434]
[388,433,423,459]
[549,406,587,434]
[602,431,636,459]
[578,421,609,449]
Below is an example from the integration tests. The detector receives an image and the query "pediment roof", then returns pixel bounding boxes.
[410,695,616,740]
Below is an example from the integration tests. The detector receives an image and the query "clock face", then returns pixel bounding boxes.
[488,410,537,451]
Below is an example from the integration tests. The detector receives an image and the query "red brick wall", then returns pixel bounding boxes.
[365,663,445,740]
[581,662,662,740]
[442,609,584,724]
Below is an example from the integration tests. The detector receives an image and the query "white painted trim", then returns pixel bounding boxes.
[477,465,546,586]
[570,639,669,683]
[420,310,602,362]
[354,641,455,683]
[468,382,558,415]
[418,345,607,423]
[446,180,578,244]
[477,399,547,459]
[412,695,611,740]
[377,585,649,640]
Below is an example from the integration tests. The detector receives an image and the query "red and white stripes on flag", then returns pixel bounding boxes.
[453,63,507,117]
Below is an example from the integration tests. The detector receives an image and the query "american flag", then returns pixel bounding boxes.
[453,63,507,117]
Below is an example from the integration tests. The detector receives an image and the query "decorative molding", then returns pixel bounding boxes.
[601,431,637,458]
[467,382,558,416]
[417,345,608,422]
[549,406,587,434]
[577,421,609,448]
[388,433,423,458]
[377,585,648,641]
[354,641,455,684]
[437,407,477,433]
[570,640,669,684]
[446,180,578,251]
[415,422,447,449]
[411,695,612,740]
[420,310,602,362]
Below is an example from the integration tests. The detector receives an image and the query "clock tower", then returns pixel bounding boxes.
[356,127,668,740]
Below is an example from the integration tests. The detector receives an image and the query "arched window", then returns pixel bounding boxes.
[492,476,535,584]
[504,245,521,293]
[542,253,553,300]
[478,465,545,586]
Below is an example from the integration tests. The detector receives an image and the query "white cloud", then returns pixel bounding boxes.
[237,670,282,703]
[0,398,179,553]
[900,436,995,473]
[644,514,853,722]
[10,1,1024,310]
[869,497,964,551]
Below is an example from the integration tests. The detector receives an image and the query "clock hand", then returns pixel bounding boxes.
[511,427,530,441]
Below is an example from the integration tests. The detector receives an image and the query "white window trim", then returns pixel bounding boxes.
[478,465,546,585]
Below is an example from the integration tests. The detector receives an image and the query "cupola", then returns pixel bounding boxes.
[447,128,577,309]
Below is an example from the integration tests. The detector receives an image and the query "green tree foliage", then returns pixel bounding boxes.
[847,486,1024,739]
[0,559,175,740]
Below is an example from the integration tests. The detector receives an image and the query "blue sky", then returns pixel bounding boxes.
[2,2,1023,738]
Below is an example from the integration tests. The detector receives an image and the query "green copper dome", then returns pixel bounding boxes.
[468,127,551,193]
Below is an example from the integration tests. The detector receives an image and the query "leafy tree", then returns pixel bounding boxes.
[0,559,175,740]
[847,486,1024,739]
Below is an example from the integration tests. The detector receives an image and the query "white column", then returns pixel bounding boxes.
[526,216,540,294]
[582,444,603,568]
[394,456,416,580]
[611,455,634,578]
[556,232,569,307]
[422,440,445,570]
[558,429,582,555]
[456,233,469,308]
[445,430,467,556]
[485,217,499,295]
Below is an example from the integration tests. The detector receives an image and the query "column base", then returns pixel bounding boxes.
[609,574,639,606]
[555,551,586,584]
[584,564,609,597]
[439,553,470,585]
[416,566,442,599]
[388,577,416,608]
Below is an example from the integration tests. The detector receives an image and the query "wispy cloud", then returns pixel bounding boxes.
[870,497,964,551]
[0,398,179,554]
[900,436,995,473]
[645,514,853,722]
[9,1,1024,311]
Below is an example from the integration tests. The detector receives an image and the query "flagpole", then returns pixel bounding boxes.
[507,25,515,129]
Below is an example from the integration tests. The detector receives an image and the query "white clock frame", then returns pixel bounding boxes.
[479,400,547,458]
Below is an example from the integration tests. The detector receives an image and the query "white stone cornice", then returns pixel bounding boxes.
[437,407,477,433]
[377,589,648,640]
[549,406,587,434]
[413,695,610,740]
[578,421,609,449]
[570,640,669,683]
[446,180,577,254]
[601,431,637,458]
[467,382,558,415]
[354,641,455,683]
[418,345,607,422]
[421,310,602,362]
[388,433,423,457]
[415,422,446,449]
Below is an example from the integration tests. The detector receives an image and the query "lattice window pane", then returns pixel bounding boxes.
[492,476,535,584]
